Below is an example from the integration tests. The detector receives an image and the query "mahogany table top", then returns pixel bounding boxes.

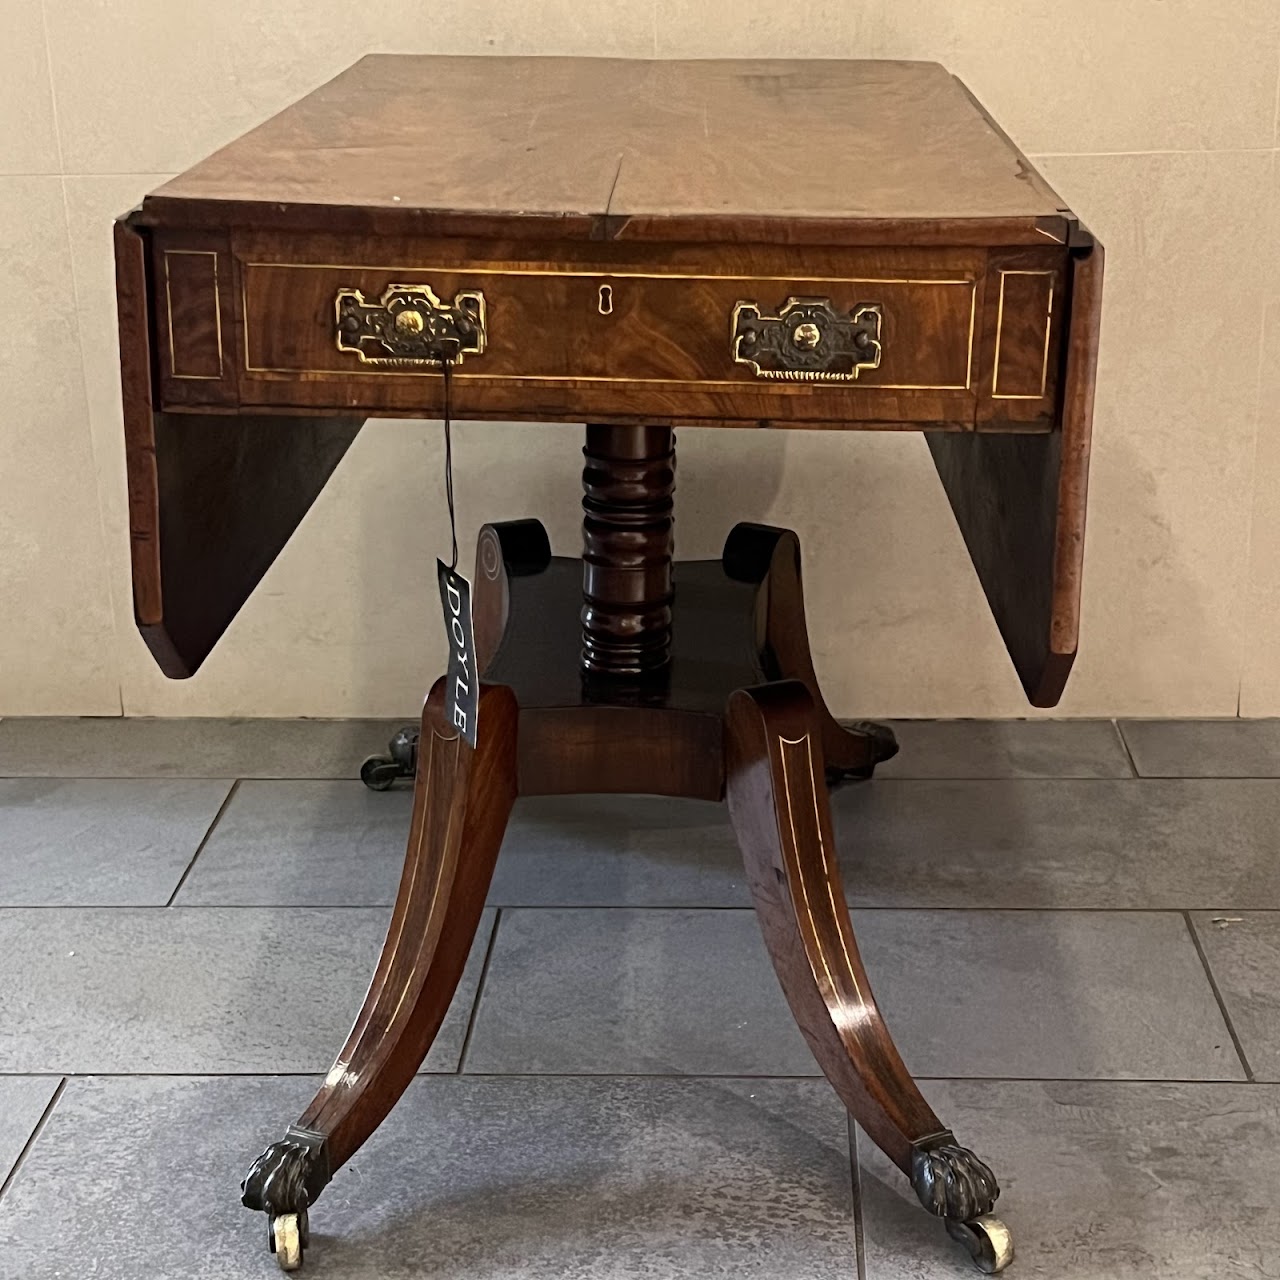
[147,55,1075,246]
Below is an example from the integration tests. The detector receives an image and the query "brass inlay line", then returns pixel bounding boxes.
[386,725,458,1031]
[991,269,1055,401]
[378,732,460,1049]
[242,364,969,392]
[962,283,977,392]
[325,720,462,1100]
[241,264,978,392]
[244,261,977,287]
[163,249,224,380]
[777,733,868,1014]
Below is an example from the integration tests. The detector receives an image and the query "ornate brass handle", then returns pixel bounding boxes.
[335,283,486,368]
[731,296,882,381]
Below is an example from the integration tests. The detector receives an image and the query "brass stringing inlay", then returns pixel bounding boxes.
[991,269,1055,400]
[380,723,460,1037]
[241,262,978,391]
[777,733,868,1013]
[164,249,224,380]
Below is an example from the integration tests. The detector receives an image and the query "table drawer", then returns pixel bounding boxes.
[154,235,1067,428]
[242,260,977,385]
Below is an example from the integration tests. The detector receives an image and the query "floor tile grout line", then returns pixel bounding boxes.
[486,904,1280,915]
[0,1071,1267,1085]
[0,1078,66,1205]
[1113,718,1142,777]
[911,1073,1257,1085]
[0,774,383,782]
[456,908,503,1074]
[1182,911,1256,1083]
[868,774,1280,782]
[0,903,396,911]
[10,770,1280,781]
[848,1114,867,1280]
[9,902,1280,914]
[164,779,241,907]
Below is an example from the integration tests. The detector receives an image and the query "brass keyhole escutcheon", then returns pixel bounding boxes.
[598,283,614,316]
[792,322,821,350]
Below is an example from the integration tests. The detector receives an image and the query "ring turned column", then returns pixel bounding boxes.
[580,424,675,677]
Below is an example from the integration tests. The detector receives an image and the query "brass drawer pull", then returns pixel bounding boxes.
[335,283,486,367]
[732,296,882,381]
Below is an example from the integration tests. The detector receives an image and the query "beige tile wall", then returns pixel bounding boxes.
[2,2,1277,718]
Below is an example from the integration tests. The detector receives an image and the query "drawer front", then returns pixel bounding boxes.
[154,235,1067,428]
[241,261,978,394]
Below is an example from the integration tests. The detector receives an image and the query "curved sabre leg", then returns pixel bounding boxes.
[725,680,1011,1274]
[241,679,518,1270]
[357,518,548,792]
[723,523,899,783]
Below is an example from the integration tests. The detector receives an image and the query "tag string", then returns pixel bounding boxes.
[442,359,458,572]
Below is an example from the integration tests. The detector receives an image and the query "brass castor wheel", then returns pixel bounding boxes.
[828,718,900,788]
[268,1210,309,1272]
[946,1215,1014,1274]
[359,725,419,790]
[359,755,401,791]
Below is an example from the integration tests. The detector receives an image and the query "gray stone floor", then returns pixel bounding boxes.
[0,716,1277,1278]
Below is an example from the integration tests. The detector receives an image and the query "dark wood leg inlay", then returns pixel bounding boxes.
[580,423,676,677]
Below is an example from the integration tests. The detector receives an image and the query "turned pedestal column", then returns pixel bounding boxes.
[580,424,676,677]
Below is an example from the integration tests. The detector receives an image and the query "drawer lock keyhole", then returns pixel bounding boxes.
[598,284,614,316]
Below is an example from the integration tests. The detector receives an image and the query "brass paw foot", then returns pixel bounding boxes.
[910,1140,999,1221]
[243,1125,330,1272]
[912,1139,1011,1273]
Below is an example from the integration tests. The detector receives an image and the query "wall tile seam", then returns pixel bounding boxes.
[5,171,179,181]
[1272,32,1280,147]
[1029,147,1277,160]
[44,0,135,718]
[4,0,125,716]
[1235,149,1279,720]
[58,171,126,716]
[21,149,1274,187]
[1230,301,1270,719]
[35,0,64,174]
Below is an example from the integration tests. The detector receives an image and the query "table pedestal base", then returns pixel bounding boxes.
[241,429,1012,1275]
